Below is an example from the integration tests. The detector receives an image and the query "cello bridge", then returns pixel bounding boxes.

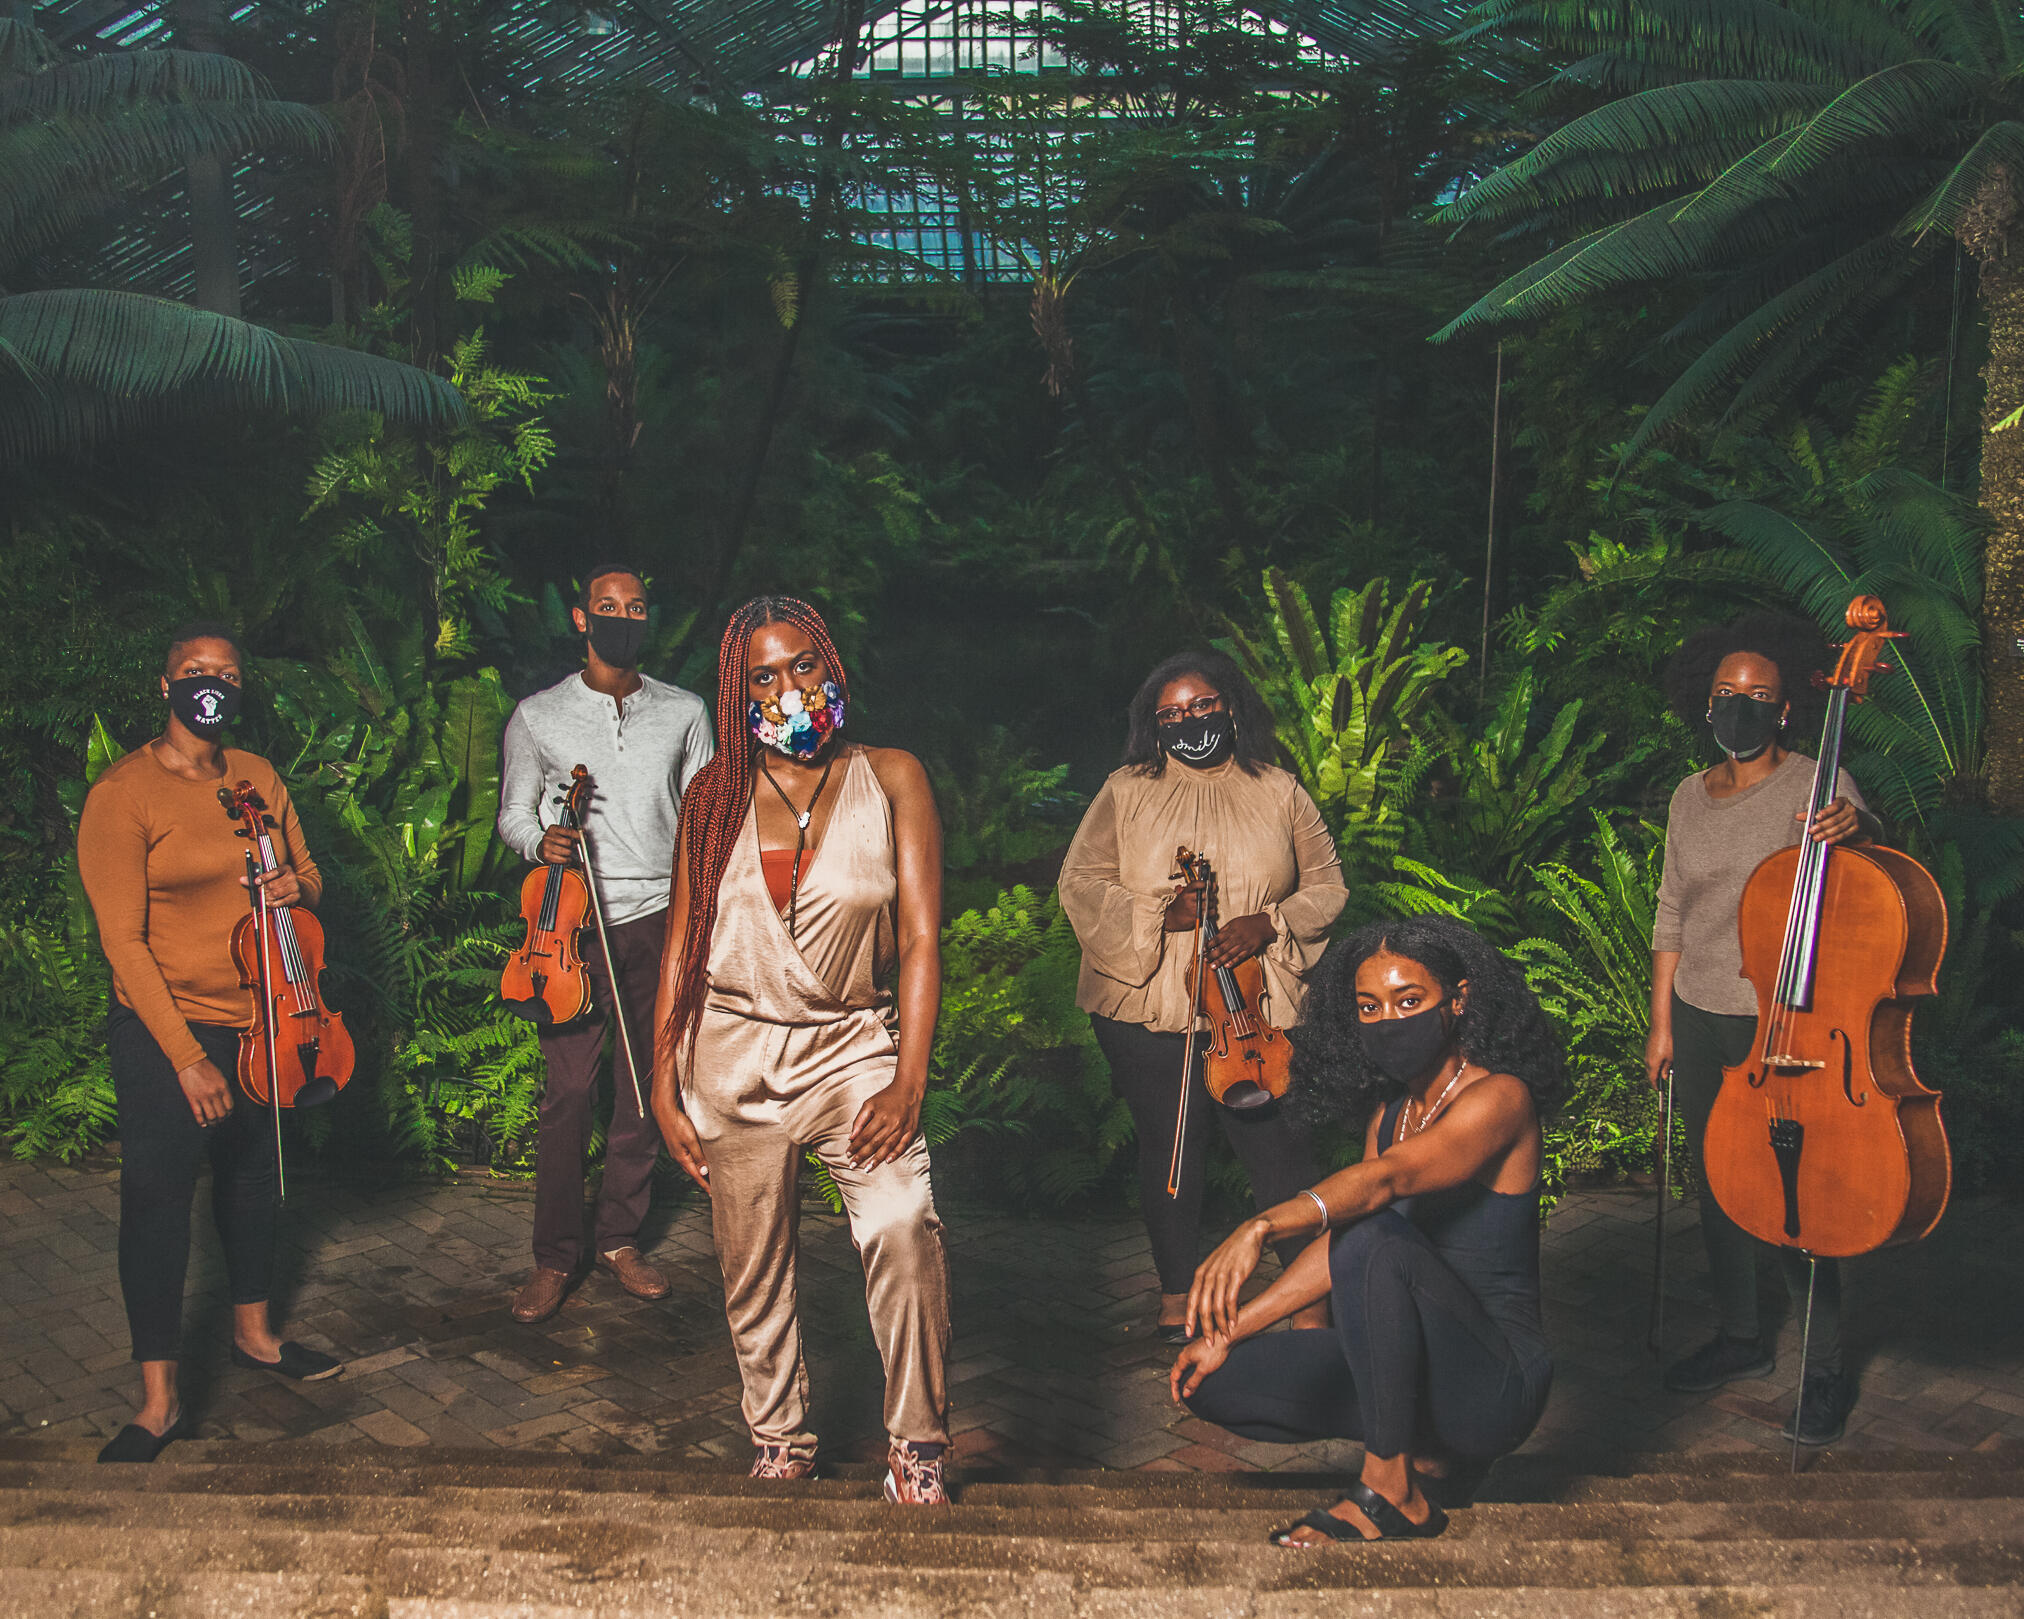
[1762,1052,1825,1071]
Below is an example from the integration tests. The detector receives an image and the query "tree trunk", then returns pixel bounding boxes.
[1978,246,2024,815]
[1965,170,2024,815]
[402,0,442,365]
[175,0,240,317]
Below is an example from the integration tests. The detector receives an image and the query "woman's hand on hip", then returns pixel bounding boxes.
[1169,1332,1231,1403]
[1188,1218,1267,1341]
[177,1058,234,1126]
[651,1068,710,1195]
[848,1081,923,1171]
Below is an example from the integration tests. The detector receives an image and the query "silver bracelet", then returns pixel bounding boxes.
[1302,1188,1330,1230]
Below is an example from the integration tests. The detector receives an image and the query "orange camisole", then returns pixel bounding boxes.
[759,849,797,913]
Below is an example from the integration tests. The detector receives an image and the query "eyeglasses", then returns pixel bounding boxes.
[1155,695,1224,725]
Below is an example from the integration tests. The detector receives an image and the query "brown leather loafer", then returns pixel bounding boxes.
[511,1266,572,1323]
[597,1246,670,1301]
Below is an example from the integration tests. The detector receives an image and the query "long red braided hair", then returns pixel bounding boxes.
[661,596,851,1074]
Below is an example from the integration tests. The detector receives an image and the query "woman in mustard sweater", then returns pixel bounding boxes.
[77,623,343,1463]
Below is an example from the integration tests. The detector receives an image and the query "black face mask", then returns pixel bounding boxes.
[1708,692,1782,760]
[1360,1004,1454,1086]
[166,676,241,736]
[1159,710,1235,770]
[587,613,649,670]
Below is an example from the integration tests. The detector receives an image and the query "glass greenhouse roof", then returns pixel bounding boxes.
[29,0,1472,97]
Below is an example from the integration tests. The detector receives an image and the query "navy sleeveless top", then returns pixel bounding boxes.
[1379,1093,1551,1366]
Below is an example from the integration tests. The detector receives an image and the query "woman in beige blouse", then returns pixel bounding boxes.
[1059,650,1348,1343]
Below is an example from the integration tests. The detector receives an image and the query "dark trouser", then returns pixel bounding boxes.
[532,910,667,1272]
[108,1006,278,1363]
[1672,994,1842,1372]
[1184,1208,1551,1461]
[1091,1014,1321,1296]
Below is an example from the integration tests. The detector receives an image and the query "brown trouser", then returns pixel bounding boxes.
[532,910,665,1272]
[687,1055,951,1460]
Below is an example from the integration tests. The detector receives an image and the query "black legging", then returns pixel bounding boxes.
[1184,1208,1551,1460]
[1671,994,1842,1371]
[1092,1014,1320,1295]
[109,1006,278,1362]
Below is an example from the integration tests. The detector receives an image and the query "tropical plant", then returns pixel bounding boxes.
[927,886,1132,1208]
[1513,813,1668,1199]
[1434,0,2024,810]
[0,16,464,460]
[1415,669,1608,890]
[1220,569,1466,874]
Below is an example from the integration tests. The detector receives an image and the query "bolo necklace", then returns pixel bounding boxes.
[758,750,835,938]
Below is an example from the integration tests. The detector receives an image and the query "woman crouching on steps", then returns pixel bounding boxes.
[649,596,953,1504]
[1172,916,1560,1546]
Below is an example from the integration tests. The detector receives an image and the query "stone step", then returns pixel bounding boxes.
[3,1437,2020,1509]
[4,1563,2022,1619]
[2,1503,2019,1588]
[4,1482,2023,1548]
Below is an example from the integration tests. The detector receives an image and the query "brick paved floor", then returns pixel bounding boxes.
[3,1157,2021,1472]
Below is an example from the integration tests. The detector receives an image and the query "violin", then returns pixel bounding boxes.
[221,780,355,1116]
[1175,846,1292,1112]
[1702,596,1951,1259]
[500,766,595,1027]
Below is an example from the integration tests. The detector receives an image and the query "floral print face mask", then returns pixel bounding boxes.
[749,680,844,760]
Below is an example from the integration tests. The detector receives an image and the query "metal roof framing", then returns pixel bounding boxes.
[28,0,1471,99]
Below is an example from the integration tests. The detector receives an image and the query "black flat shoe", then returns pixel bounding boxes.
[231,1341,344,1381]
[1270,1480,1449,1547]
[1157,1321,1194,1347]
[97,1410,188,1464]
[1218,1081,1272,1111]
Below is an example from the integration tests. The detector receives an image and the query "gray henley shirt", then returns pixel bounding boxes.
[497,672,715,926]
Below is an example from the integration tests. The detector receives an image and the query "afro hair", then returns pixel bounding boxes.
[1662,610,1831,750]
[1289,916,1565,1134]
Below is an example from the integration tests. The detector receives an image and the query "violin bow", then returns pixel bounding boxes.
[569,769,647,1120]
[245,847,289,1205]
[1648,1062,1673,1356]
[1166,849,1206,1200]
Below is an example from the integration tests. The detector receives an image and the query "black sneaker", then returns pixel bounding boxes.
[1782,1368,1855,1446]
[1663,1334,1775,1392]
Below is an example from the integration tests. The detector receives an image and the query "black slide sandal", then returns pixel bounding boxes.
[1269,1480,1450,1547]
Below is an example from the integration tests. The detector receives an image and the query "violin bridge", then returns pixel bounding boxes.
[1762,1053,1825,1071]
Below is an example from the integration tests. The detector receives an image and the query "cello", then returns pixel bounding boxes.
[222,780,356,1201]
[1702,596,1951,1263]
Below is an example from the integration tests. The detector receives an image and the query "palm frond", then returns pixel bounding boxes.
[0,45,270,121]
[0,291,466,461]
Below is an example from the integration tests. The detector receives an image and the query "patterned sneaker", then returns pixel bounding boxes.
[883,1440,949,1505]
[749,1444,816,1480]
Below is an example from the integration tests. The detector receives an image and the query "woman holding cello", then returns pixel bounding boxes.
[77,624,344,1464]
[1059,651,1346,1345]
[1647,611,1881,1444]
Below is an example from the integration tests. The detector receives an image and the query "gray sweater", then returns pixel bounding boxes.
[498,672,714,926]
[1653,751,1867,1017]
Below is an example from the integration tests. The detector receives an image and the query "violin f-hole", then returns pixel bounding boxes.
[1831,1027,1865,1107]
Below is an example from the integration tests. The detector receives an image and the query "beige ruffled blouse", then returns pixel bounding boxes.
[1057,760,1348,1035]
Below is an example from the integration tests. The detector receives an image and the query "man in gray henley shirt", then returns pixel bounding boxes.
[496,563,714,1322]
